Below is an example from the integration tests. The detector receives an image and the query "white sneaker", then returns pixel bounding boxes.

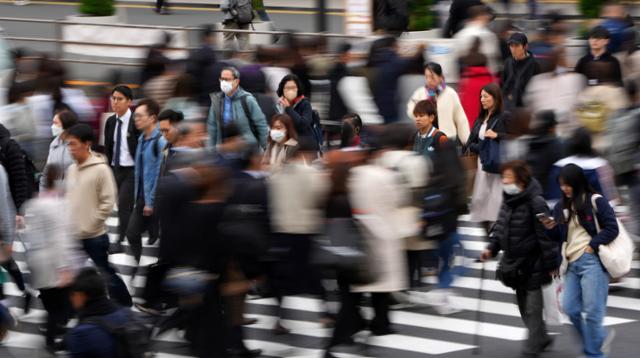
[601,328,616,356]
[14,0,30,5]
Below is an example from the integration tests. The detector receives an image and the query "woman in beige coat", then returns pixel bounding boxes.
[407,62,470,145]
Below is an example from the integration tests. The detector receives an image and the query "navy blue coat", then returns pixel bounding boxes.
[67,308,129,358]
[546,193,619,252]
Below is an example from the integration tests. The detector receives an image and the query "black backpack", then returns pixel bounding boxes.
[0,136,39,199]
[84,309,152,358]
[232,0,254,25]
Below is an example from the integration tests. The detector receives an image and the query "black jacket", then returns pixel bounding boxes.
[526,134,564,196]
[0,124,27,211]
[488,179,559,290]
[467,111,508,154]
[104,113,140,168]
[328,62,349,123]
[443,0,484,38]
[284,98,314,139]
[501,54,540,109]
[574,51,623,86]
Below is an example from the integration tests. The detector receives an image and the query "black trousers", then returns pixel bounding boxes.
[516,287,550,354]
[126,196,159,263]
[329,276,390,348]
[156,0,167,10]
[82,234,132,307]
[1,259,26,291]
[113,166,135,243]
[40,287,71,346]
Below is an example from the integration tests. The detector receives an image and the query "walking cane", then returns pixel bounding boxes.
[472,257,485,355]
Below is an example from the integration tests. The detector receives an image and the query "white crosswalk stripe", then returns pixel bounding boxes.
[2,214,638,357]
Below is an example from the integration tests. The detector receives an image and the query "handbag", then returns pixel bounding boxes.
[460,148,478,197]
[312,218,376,285]
[478,119,501,174]
[591,194,634,278]
[542,276,565,326]
[496,256,529,289]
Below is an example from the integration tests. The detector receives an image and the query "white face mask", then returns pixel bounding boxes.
[284,90,297,102]
[503,183,522,195]
[270,129,286,143]
[220,80,234,95]
[51,124,63,137]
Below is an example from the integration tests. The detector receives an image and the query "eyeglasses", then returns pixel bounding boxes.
[111,96,127,102]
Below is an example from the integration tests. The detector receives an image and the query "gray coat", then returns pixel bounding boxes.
[40,135,74,192]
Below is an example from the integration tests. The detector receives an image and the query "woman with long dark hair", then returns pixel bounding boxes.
[466,83,508,233]
[542,163,618,358]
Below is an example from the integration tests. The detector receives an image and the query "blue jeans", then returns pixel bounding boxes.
[437,233,464,289]
[563,252,610,358]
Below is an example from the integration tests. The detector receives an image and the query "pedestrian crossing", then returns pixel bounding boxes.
[1,216,639,357]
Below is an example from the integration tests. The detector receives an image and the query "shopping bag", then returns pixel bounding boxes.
[542,276,565,326]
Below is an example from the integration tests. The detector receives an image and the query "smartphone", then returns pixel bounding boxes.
[536,213,554,221]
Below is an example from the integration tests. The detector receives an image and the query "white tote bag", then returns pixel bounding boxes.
[591,195,634,279]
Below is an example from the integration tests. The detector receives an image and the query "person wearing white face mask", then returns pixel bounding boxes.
[275,74,317,150]
[207,66,269,150]
[480,160,558,358]
[39,110,78,192]
[262,114,299,170]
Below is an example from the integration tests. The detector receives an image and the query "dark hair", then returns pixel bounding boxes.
[567,127,596,157]
[478,83,504,119]
[558,163,597,223]
[136,98,160,118]
[337,42,352,55]
[424,62,444,78]
[65,124,95,143]
[276,74,304,98]
[501,160,532,187]
[340,113,363,148]
[70,267,108,300]
[268,113,299,144]
[380,123,417,149]
[201,24,215,41]
[43,164,62,190]
[467,4,491,20]
[112,85,133,100]
[589,26,611,40]
[158,109,184,124]
[57,110,79,130]
[172,74,195,98]
[413,99,439,127]
[533,110,557,135]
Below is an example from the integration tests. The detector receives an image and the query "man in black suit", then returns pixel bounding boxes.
[104,85,140,253]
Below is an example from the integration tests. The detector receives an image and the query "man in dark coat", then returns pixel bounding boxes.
[501,32,540,109]
[443,0,485,38]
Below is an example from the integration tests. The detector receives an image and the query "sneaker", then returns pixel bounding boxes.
[601,328,616,356]
[389,291,415,310]
[23,292,32,315]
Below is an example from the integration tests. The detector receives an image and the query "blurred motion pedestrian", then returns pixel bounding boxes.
[443,0,485,38]
[104,86,140,254]
[467,83,508,232]
[502,32,540,109]
[480,160,557,357]
[458,39,498,128]
[126,99,167,276]
[141,34,171,85]
[222,0,253,50]
[599,2,634,55]
[267,138,331,334]
[525,111,565,196]
[339,113,363,149]
[0,82,36,157]
[23,164,76,352]
[187,25,219,106]
[407,62,470,144]
[207,67,269,149]
[373,0,409,35]
[262,113,299,170]
[543,163,619,358]
[39,109,78,192]
[65,124,132,307]
[546,128,618,205]
[155,0,170,14]
[328,44,352,124]
[454,5,501,75]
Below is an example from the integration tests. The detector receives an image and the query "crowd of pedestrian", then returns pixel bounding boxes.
[0,1,638,358]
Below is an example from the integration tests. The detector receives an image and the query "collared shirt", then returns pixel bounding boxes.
[112,109,135,167]
[223,91,236,126]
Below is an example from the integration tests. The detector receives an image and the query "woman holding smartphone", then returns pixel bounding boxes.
[480,160,559,357]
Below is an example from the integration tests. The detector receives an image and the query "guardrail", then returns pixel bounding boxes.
[0,16,369,67]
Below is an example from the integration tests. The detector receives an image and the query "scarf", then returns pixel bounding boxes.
[290,95,305,106]
[426,81,447,101]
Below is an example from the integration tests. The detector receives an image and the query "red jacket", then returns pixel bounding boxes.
[457,66,497,129]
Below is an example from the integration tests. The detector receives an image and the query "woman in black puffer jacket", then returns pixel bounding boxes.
[480,160,559,357]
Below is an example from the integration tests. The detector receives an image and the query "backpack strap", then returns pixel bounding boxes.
[240,95,260,143]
